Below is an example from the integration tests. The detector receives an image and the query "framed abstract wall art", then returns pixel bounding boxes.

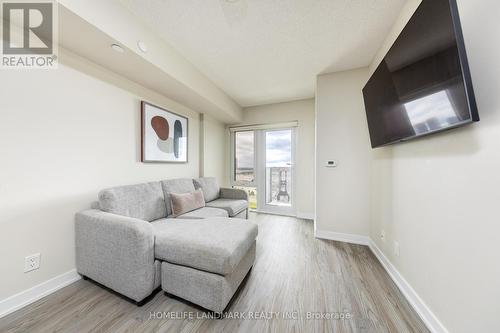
[141,101,188,163]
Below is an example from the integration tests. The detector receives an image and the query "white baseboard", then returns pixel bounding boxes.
[314,228,449,333]
[314,229,370,245]
[0,269,81,319]
[296,212,314,220]
[368,240,449,333]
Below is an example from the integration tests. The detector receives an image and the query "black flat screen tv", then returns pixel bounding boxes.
[362,0,479,148]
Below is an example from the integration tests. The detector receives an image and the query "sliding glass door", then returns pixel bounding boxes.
[231,127,295,216]
[232,131,257,209]
[260,129,294,215]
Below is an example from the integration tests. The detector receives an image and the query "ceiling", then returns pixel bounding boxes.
[119,0,407,107]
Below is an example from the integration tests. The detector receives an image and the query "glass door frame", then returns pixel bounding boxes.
[256,127,296,216]
[230,130,258,210]
[230,130,257,188]
[230,126,296,216]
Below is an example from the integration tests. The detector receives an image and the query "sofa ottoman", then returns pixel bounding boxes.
[152,218,258,312]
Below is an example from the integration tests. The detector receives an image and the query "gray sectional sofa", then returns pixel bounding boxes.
[75,177,256,312]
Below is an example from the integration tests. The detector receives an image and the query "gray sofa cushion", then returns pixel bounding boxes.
[206,199,248,217]
[220,187,248,201]
[151,218,258,275]
[193,177,220,202]
[161,178,196,216]
[98,182,166,221]
[174,207,228,219]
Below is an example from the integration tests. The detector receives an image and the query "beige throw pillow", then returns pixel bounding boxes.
[170,189,205,217]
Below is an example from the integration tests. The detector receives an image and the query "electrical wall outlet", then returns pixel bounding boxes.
[380,230,386,242]
[24,253,41,273]
[393,241,400,257]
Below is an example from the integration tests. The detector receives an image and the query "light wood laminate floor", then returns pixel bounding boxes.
[0,213,429,333]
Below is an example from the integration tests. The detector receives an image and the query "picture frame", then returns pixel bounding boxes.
[141,101,188,163]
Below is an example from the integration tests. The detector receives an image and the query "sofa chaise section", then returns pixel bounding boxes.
[152,218,257,274]
[161,244,255,313]
[152,218,258,312]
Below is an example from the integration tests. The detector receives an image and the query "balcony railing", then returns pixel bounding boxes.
[266,167,291,206]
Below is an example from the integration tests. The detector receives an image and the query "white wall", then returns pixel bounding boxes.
[0,49,207,301]
[237,99,315,218]
[200,114,228,186]
[369,0,500,332]
[315,68,372,237]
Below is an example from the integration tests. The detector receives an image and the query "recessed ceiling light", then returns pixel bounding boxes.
[137,40,148,53]
[111,44,124,53]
